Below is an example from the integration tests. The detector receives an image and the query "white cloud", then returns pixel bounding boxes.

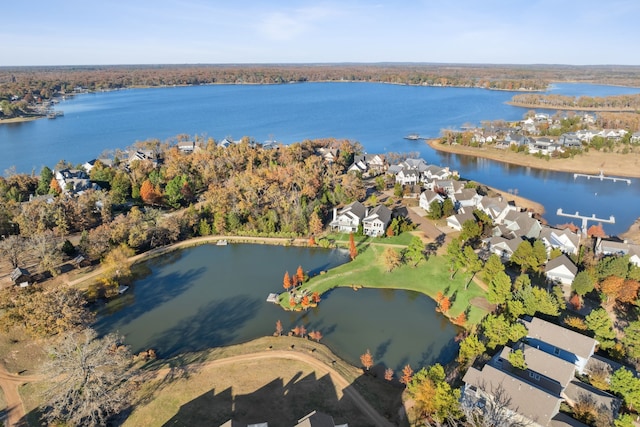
[259,6,340,41]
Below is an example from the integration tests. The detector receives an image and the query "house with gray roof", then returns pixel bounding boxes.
[451,187,483,209]
[362,205,392,237]
[10,267,31,287]
[545,254,578,286]
[446,209,476,231]
[418,190,444,212]
[539,226,580,256]
[484,236,523,260]
[329,201,367,233]
[521,316,596,375]
[501,211,542,239]
[462,316,610,427]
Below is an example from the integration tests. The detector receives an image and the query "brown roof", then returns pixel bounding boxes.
[522,317,596,360]
[463,364,562,426]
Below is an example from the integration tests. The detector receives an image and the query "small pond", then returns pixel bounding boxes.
[93,243,460,371]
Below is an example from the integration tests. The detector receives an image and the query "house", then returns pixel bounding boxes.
[500,211,542,239]
[422,164,452,181]
[329,201,367,233]
[362,205,392,237]
[545,254,578,286]
[595,237,631,257]
[446,209,476,231]
[10,267,31,287]
[55,168,101,196]
[484,236,523,260]
[395,169,420,186]
[462,363,563,427]
[477,196,517,224]
[427,179,464,196]
[177,140,198,153]
[418,190,444,212]
[83,158,113,172]
[559,133,582,148]
[631,131,640,144]
[462,316,611,427]
[539,226,580,256]
[522,316,597,375]
[348,154,387,177]
[450,188,483,209]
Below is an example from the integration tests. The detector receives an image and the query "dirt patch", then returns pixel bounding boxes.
[619,217,640,244]
[470,296,494,312]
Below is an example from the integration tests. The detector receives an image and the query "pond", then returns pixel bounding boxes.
[93,243,460,371]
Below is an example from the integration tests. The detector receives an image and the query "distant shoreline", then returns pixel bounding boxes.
[506,101,638,112]
[426,139,640,179]
[0,116,42,125]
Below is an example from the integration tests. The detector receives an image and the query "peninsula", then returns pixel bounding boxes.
[427,139,640,179]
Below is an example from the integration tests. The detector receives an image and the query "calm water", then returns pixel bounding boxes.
[93,244,459,370]
[2,82,640,232]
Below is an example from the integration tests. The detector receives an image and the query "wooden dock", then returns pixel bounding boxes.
[266,293,279,304]
[573,171,631,185]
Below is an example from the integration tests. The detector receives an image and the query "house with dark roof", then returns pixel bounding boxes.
[362,205,392,237]
[545,254,578,286]
[329,201,367,233]
[10,267,31,287]
[462,316,615,427]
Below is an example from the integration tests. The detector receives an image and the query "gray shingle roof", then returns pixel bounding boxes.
[522,317,596,361]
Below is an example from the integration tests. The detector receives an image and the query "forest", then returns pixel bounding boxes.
[510,92,640,112]
[2,63,640,111]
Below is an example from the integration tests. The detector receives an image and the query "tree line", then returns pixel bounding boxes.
[510,93,640,112]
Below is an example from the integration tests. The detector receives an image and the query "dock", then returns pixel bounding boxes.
[266,293,279,304]
[573,171,631,185]
[216,239,228,246]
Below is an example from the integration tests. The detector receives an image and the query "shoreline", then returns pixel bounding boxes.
[506,101,638,112]
[427,139,640,179]
[0,116,42,125]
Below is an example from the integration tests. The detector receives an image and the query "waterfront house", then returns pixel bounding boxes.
[559,133,582,148]
[329,201,367,233]
[539,226,580,256]
[395,169,420,186]
[83,158,113,173]
[500,211,542,240]
[55,168,101,196]
[177,140,198,153]
[362,204,392,237]
[450,188,483,210]
[544,254,578,286]
[477,196,517,224]
[422,164,452,181]
[348,154,387,177]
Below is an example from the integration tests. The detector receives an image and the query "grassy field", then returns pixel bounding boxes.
[123,336,404,427]
[283,240,489,326]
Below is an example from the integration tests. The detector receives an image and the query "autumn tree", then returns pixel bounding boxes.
[275,320,283,336]
[406,364,462,424]
[0,234,26,269]
[437,296,451,313]
[349,233,357,260]
[101,244,135,295]
[296,265,305,284]
[360,349,374,371]
[383,368,393,382]
[382,247,402,272]
[40,328,136,427]
[599,275,625,304]
[400,364,414,385]
[619,279,640,304]
[308,330,323,342]
[311,291,321,304]
[308,235,316,246]
[283,271,292,291]
[308,210,323,236]
[140,179,160,205]
[452,311,467,326]
[49,176,62,194]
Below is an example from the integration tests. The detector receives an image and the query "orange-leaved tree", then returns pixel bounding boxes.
[452,312,467,326]
[283,271,292,291]
[349,233,357,260]
[311,292,321,304]
[296,265,305,284]
[275,320,283,336]
[360,349,374,371]
[400,364,414,385]
[140,179,160,205]
[308,330,323,342]
[384,368,394,381]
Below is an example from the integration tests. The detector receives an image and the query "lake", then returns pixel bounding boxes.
[2,81,640,234]
[93,243,460,371]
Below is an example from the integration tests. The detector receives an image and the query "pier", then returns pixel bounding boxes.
[556,209,615,236]
[573,170,631,185]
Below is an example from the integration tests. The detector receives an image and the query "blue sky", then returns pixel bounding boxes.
[3,0,639,66]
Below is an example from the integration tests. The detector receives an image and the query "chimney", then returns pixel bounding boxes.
[333,208,337,221]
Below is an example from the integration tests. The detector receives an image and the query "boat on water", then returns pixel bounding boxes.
[404,134,421,140]
[118,285,129,295]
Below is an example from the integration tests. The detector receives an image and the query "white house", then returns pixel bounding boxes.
[362,204,392,237]
[329,201,367,233]
[395,169,420,186]
[419,190,444,212]
[539,226,580,255]
[484,236,522,260]
[544,254,578,286]
[446,210,475,231]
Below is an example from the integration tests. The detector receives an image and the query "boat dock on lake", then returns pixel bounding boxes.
[573,171,631,185]
[266,293,280,304]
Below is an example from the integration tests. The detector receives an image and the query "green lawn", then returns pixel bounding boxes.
[281,242,489,326]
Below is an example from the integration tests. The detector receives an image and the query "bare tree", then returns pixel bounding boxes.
[40,328,136,427]
[461,382,531,427]
[28,230,62,275]
[0,234,26,268]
